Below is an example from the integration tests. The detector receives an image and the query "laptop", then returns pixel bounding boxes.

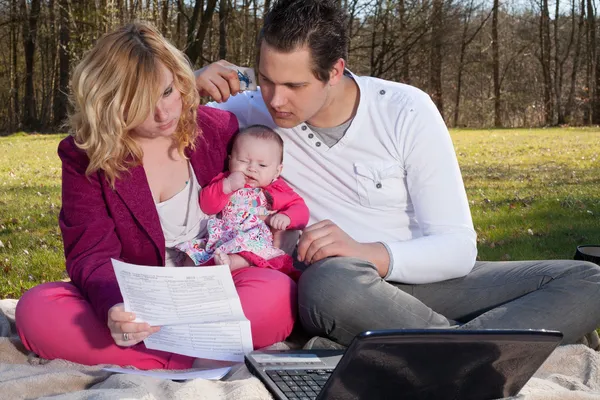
[245,329,563,400]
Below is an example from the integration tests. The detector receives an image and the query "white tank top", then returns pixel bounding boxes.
[155,165,208,266]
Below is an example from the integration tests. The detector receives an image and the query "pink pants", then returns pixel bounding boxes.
[16,267,297,370]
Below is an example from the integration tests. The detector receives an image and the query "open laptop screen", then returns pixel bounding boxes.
[319,329,563,400]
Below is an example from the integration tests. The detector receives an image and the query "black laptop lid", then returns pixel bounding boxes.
[318,329,563,400]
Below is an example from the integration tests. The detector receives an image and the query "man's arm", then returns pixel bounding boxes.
[380,89,477,283]
[195,61,258,128]
[194,60,241,102]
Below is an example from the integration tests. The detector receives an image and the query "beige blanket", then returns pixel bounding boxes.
[1,299,599,400]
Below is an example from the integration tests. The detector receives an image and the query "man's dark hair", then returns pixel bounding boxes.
[258,0,349,82]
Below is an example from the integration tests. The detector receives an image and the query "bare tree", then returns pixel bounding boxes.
[10,0,21,131]
[161,0,170,35]
[430,0,444,117]
[583,0,594,123]
[182,0,218,66]
[20,0,42,129]
[53,0,70,127]
[218,0,228,59]
[453,1,491,127]
[492,0,501,126]
[564,0,585,121]
[539,0,554,124]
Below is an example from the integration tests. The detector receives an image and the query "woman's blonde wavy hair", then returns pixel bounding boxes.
[69,22,200,188]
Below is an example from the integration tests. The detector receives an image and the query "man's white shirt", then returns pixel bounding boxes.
[208,73,477,284]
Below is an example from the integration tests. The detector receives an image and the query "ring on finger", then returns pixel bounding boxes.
[123,332,130,341]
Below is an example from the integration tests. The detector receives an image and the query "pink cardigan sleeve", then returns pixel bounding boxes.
[267,179,310,230]
[199,172,232,215]
[58,138,123,323]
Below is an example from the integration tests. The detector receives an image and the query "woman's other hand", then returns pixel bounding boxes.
[107,303,160,347]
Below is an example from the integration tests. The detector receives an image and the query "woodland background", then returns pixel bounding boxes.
[2,0,600,133]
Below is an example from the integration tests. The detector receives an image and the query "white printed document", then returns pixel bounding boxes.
[102,366,231,381]
[112,259,253,362]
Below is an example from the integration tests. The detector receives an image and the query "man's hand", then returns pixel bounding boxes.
[268,213,291,231]
[194,60,241,102]
[297,220,390,277]
[223,171,246,193]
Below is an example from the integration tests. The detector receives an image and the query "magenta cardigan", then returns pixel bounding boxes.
[58,106,239,323]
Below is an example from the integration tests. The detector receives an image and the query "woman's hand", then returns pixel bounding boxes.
[107,303,160,347]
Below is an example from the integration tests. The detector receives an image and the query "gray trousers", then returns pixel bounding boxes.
[297,257,600,346]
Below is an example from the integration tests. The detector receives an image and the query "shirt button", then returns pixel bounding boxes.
[316,142,322,147]
[379,90,386,95]
[376,182,382,188]
[308,133,314,139]
[301,125,307,130]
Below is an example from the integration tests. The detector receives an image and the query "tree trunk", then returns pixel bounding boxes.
[161,0,169,34]
[565,0,584,121]
[429,0,444,117]
[554,0,565,124]
[492,0,501,127]
[218,0,227,60]
[539,0,554,125]
[20,0,42,130]
[593,46,600,123]
[54,0,70,127]
[369,7,378,75]
[584,0,595,124]
[117,0,124,24]
[187,0,217,65]
[454,23,469,128]
[185,0,219,66]
[397,0,409,83]
[11,0,20,131]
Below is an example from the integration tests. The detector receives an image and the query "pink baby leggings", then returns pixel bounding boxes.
[15,267,297,370]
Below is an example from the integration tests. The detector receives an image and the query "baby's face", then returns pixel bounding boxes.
[229,135,283,188]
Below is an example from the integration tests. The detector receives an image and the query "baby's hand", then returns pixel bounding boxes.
[269,213,291,230]
[224,171,246,193]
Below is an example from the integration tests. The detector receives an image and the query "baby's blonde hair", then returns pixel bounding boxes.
[69,22,200,187]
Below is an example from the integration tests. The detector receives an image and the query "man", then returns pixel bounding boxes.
[195,0,600,346]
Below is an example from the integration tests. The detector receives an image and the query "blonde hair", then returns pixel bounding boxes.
[69,22,200,187]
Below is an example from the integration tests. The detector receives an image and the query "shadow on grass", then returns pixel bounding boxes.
[461,164,600,186]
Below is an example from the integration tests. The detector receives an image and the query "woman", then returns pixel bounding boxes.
[15,22,297,370]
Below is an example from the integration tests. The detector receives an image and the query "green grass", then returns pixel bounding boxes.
[0,129,599,298]
[454,128,599,261]
[0,133,67,298]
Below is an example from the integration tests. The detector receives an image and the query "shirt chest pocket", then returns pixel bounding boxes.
[354,161,407,210]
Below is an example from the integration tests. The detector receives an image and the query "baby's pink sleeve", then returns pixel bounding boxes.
[199,172,231,215]
[267,179,310,230]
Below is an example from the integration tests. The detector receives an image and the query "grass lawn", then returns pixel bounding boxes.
[0,128,599,299]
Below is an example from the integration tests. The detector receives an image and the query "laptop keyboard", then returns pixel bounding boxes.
[266,369,333,400]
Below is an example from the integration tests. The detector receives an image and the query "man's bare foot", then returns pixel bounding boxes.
[214,250,250,271]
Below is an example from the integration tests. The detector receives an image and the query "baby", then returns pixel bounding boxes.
[176,125,309,272]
